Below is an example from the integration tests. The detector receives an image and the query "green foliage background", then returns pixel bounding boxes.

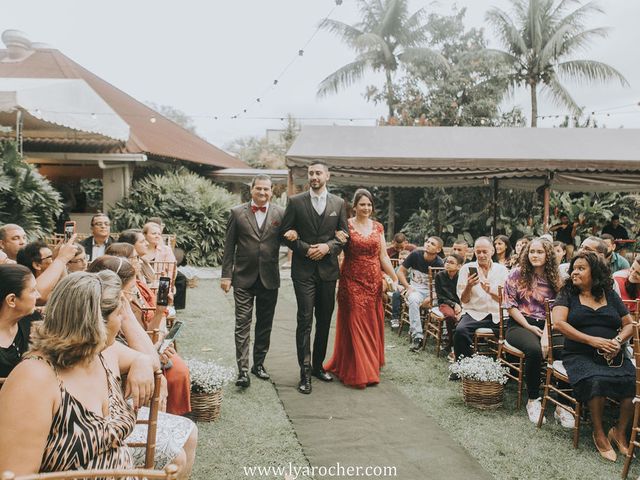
[0,141,62,238]
[109,168,238,266]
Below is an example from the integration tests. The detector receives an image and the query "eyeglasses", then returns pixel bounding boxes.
[40,255,53,262]
[92,222,111,227]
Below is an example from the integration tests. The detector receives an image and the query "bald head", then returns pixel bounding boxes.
[474,236,494,267]
[0,224,27,260]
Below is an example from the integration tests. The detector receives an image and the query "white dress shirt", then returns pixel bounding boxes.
[251,201,269,229]
[309,189,328,215]
[92,241,107,261]
[456,261,509,323]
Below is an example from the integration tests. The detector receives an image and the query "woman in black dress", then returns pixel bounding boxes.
[553,251,635,462]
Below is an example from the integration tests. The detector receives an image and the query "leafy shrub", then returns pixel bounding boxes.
[0,141,62,238]
[109,168,239,266]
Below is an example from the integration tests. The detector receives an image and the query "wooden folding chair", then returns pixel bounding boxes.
[126,370,163,469]
[495,286,526,409]
[422,267,446,355]
[620,300,640,479]
[1,464,178,480]
[537,299,582,447]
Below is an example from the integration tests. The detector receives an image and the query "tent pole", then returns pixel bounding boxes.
[287,167,295,196]
[543,186,550,233]
[387,187,395,241]
[492,178,498,237]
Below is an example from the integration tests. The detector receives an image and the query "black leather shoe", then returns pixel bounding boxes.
[251,365,270,380]
[311,368,333,382]
[298,373,312,394]
[235,371,250,388]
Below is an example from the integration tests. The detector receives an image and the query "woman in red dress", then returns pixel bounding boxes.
[324,189,398,389]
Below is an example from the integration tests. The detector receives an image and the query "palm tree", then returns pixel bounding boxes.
[486,0,628,127]
[317,0,447,119]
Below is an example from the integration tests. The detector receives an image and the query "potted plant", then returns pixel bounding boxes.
[449,354,509,410]
[186,358,234,422]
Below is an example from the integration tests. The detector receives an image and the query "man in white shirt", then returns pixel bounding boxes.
[451,236,509,378]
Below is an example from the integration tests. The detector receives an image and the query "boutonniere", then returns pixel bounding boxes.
[271,220,281,227]
[329,211,337,217]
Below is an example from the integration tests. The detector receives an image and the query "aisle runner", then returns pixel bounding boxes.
[266,280,493,480]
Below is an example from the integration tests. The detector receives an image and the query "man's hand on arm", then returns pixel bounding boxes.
[307,243,330,260]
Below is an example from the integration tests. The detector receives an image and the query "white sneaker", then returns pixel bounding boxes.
[390,318,400,329]
[526,398,545,424]
[554,406,576,429]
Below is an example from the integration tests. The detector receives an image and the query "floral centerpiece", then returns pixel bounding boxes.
[186,358,234,422]
[449,354,509,410]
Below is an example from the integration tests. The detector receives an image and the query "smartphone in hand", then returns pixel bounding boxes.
[63,221,76,241]
[156,276,171,306]
[468,266,478,277]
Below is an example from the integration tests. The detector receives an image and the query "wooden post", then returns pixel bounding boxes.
[543,185,550,233]
[492,178,499,237]
[387,187,395,241]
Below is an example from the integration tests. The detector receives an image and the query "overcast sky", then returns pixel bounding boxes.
[3,0,639,148]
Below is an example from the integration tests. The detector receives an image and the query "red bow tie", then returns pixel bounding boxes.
[251,205,266,213]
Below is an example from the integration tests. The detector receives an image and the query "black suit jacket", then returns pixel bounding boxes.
[280,191,348,281]
[81,235,114,261]
[221,202,285,290]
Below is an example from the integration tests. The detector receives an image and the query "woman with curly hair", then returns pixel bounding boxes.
[553,251,635,462]
[503,238,564,424]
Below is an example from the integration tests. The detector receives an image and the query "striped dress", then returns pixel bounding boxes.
[27,354,136,473]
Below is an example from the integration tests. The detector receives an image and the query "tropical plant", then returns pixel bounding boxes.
[317,0,447,118]
[0,141,62,238]
[109,168,239,266]
[486,0,628,126]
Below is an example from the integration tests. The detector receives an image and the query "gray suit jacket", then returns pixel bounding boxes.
[221,202,285,290]
[280,191,348,281]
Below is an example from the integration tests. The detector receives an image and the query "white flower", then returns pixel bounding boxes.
[185,358,235,394]
[449,354,509,384]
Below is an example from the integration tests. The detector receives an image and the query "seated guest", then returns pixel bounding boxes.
[492,235,513,267]
[613,256,640,312]
[66,243,88,273]
[559,236,609,281]
[553,252,635,462]
[81,213,114,262]
[118,229,155,284]
[16,241,53,278]
[550,213,577,259]
[0,265,39,377]
[386,233,416,261]
[452,240,470,262]
[0,271,156,475]
[143,222,177,281]
[553,241,567,265]
[16,239,77,303]
[601,233,630,273]
[0,224,26,262]
[503,238,571,426]
[434,253,463,358]
[601,214,629,241]
[396,236,445,352]
[450,237,509,378]
[90,251,192,417]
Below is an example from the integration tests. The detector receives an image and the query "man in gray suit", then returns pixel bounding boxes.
[281,161,348,394]
[221,174,285,388]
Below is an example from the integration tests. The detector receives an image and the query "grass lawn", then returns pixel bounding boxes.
[180,279,639,480]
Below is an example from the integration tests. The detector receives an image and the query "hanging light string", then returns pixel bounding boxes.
[229,1,341,120]
[536,101,640,120]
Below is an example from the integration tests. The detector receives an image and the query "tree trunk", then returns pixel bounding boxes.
[385,69,394,120]
[530,80,538,127]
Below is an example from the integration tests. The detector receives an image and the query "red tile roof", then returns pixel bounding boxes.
[0,49,247,168]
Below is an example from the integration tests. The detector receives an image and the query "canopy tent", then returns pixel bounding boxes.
[286,126,640,234]
[0,78,130,142]
[286,126,640,192]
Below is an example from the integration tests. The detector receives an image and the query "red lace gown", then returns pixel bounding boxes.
[324,220,385,388]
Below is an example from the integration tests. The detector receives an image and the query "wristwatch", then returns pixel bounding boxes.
[614,335,623,345]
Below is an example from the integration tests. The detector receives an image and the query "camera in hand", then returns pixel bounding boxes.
[156,276,171,306]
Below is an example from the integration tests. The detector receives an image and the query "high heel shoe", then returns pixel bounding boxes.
[593,433,617,462]
[608,427,630,456]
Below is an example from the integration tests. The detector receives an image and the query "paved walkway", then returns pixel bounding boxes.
[266,280,492,480]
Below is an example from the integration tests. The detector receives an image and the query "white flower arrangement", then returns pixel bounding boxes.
[186,358,235,394]
[449,354,509,384]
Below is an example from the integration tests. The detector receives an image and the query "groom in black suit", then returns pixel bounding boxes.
[281,161,348,394]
